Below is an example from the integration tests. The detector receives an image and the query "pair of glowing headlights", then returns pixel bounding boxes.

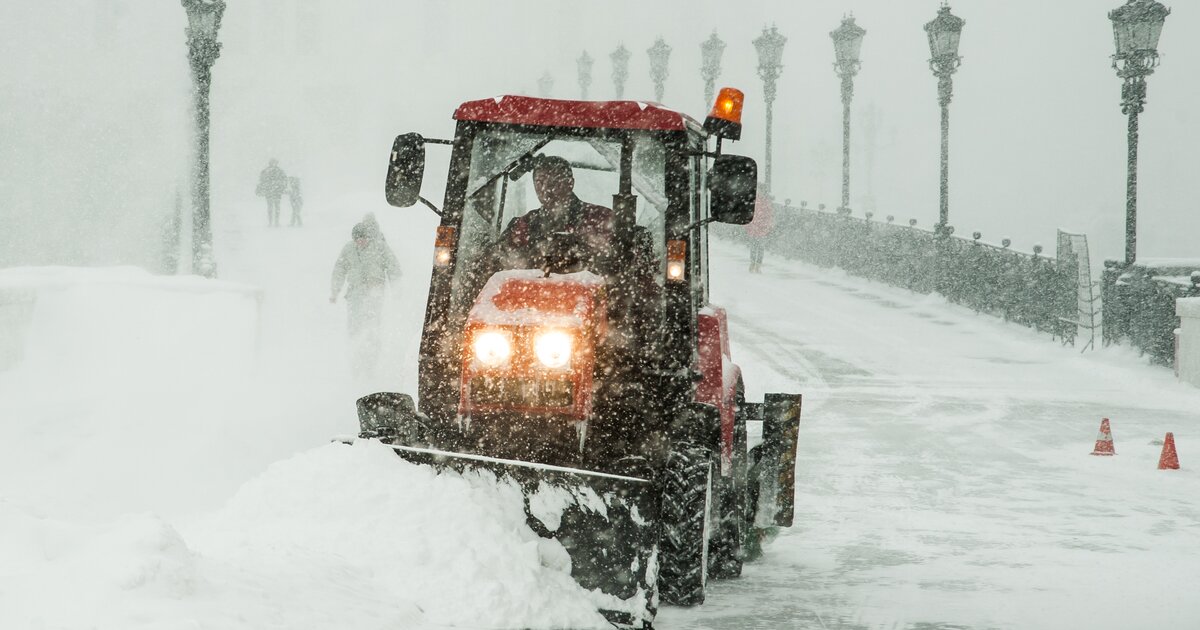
[472,329,574,369]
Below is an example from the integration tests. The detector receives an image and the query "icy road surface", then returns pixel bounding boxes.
[2,198,1199,629]
[659,241,1200,629]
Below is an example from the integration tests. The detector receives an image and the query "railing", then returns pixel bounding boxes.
[1102,260,1200,366]
[716,202,1080,344]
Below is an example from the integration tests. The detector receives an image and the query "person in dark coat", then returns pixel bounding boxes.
[256,159,288,227]
[496,155,615,271]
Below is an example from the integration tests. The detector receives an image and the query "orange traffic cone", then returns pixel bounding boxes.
[1158,432,1179,470]
[1091,418,1115,456]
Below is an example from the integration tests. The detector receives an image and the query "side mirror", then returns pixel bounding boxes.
[385,133,426,208]
[709,154,757,225]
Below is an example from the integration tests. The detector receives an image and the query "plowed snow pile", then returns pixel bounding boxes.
[0,266,608,630]
[190,440,607,629]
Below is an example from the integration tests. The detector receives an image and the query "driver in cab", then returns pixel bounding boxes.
[496,155,614,272]
[492,153,660,356]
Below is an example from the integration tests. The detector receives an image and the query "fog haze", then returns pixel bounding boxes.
[2,0,1197,268]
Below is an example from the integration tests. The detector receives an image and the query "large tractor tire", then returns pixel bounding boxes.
[707,385,749,580]
[657,445,713,607]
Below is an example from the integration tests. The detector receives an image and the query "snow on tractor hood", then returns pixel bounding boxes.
[469,269,607,331]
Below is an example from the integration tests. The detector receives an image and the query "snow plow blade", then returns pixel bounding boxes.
[746,393,802,528]
[348,392,660,629]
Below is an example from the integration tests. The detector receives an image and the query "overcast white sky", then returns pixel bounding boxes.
[1,0,1197,267]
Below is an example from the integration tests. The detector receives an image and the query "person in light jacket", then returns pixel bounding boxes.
[330,221,400,374]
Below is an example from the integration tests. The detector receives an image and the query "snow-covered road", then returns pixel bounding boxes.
[660,242,1200,629]
[3,199,1199,629]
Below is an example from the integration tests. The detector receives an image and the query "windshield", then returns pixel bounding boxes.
[449,127,668,324]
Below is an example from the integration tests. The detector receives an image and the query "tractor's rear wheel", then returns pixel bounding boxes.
[657,446,713,606]
[707,391,748,580]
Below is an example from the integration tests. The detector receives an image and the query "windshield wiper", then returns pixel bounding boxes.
[468,138,552,200]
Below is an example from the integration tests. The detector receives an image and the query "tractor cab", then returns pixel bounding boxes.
[385,92,757,463]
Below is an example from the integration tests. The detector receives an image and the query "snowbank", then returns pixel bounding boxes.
[0,266,268,520]
[0,505,199,629]
[0,440,609,630]
[0,266,261,381]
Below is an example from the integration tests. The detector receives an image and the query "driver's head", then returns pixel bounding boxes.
[532,156,575,210]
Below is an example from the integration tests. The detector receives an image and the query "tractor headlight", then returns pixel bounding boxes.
[472,330,512,367]
[533,330,573,369]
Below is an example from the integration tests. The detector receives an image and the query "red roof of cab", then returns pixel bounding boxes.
[454,95,697,131]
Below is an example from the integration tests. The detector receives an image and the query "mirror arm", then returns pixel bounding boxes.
[418,195,443,217]
[674,216,718,238]
[684,138,725,159]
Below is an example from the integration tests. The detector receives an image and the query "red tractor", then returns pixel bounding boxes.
[354,88,801,628]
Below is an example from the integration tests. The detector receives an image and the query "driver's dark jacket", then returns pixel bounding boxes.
[498,196,614,269]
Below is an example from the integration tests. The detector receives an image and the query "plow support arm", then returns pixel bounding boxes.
[747,393,802,528]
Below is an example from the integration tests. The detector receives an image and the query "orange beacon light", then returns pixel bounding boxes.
[704,87,744,141]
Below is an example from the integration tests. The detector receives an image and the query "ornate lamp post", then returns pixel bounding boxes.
[182,0,225,277]
[577,51,594,100]
[754,25,787,192]
[647,37,672,102]
[1109,0,1170,265]
[610,44,631,99]
[700,31,725,107]
[831,16,865,212]
[537,72,554,98]
[924,4,964,235]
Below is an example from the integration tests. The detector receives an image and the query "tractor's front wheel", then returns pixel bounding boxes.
[657,446,713,606]
[708,388,748,580]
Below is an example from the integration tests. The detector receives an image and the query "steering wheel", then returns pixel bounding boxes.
[535,231,589,275]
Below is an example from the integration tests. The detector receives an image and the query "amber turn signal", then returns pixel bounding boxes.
[434,226,457,266]
[666,240,687,282]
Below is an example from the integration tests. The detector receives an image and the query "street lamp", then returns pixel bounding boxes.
[610,44,631,99]
[647,37,672,102]
[700,31,725,107]
[182,0,225,277]
[577,51,594,100]
[754,25,787,192]
[1109,0,1170,265]
[538,72,554,98]
[924,3,964,235]
[831,16,865,212]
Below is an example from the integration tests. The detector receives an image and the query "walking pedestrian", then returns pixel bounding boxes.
[256,159,288,227]
[745,183,774,273]
[330,221,401,377]
[287,176,303,227]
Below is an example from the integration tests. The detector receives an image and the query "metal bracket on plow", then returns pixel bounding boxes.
[753,392,802,528]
